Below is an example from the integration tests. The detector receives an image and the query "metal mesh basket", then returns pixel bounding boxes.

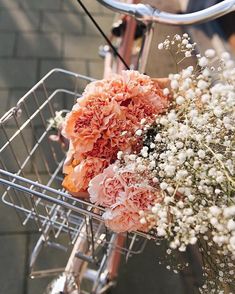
[0,69,152,265]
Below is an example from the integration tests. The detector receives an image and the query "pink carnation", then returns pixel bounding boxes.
[103,198,154,233]
[103,184,159,233]
[88,165,124,207]
[63,157,108,193]
[103,202,147,233]
[62,70,169,195]
[62,98,122,158]
[89,164,161,233]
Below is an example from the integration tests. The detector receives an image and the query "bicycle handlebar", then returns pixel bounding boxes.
[96,0,235,25]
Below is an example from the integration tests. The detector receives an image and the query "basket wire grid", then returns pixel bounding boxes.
[0,69,152,265]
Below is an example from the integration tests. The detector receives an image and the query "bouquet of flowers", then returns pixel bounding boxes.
[60,34,235,293]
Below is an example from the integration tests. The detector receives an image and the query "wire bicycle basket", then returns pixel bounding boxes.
[0,69,153,277]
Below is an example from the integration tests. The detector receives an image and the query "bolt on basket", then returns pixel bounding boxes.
[0,69,155,275]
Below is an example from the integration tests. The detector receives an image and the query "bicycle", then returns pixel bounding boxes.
[0,1,235,294]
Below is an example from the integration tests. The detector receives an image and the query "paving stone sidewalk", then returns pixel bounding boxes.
[0,1,192,294]
[0,0,115,118]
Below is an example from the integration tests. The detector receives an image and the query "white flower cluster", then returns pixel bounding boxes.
[158,33,196,59]
[48,110,68,129]
[209,206,235,255]
[119,38,235,293]
[143,49,234,251]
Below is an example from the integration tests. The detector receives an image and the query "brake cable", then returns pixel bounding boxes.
[76,0,130,70]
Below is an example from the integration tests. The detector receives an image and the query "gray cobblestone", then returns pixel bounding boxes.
[88,60,104,79]
[17,33,62,58]
[62,0,103,14]
[84,15,114,35]
[40,59,87,77]
[0,89,9,116]
[8,89,27,108]
[20,0,61,10]
[0,0,19,9]
[0,199,25,233]
[0,235,26,294]
[0,33,15,56]
[99,3,118,15]
[0,9,40,32]
[64,35,102,59]
[39,59,88,92]
[0,59,37,88]
[41,12,84,34]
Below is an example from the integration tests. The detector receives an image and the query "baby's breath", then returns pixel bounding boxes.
[122,36,235,293]
[48,110,68,129]
[158,34,197,72]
